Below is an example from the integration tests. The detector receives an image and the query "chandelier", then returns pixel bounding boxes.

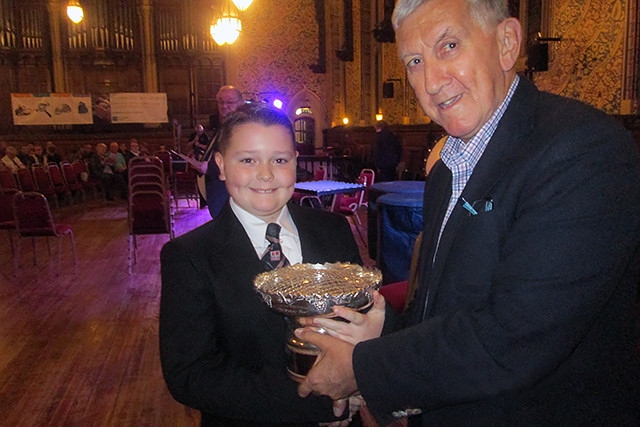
[66,0,84,24]
[210,0,253,46]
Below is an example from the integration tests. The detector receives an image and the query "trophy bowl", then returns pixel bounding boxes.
[254,262,382,381]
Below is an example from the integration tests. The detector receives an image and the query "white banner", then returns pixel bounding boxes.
[11,93,93,125]
[109,92,168,124]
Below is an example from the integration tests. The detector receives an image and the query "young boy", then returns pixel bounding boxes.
[159,103,362,426]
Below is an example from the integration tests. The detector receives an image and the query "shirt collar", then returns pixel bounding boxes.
[441,75,520,167]
[230,199,297,247]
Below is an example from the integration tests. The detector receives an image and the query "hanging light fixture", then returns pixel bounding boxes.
[210,0,242,46]
[231,0,253,11]
[66,0,84,24]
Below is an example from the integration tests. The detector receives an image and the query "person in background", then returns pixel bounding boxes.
[296,0,640,425]
[160,103,363,427]
[372,120,402,182]
[89,143,125,201]
[33,144,47,166]
[193,85,244,218]
[187,124,210,160]
[1,145,26,173]
[17,143,35,168]
[123,139,142,165]
[45,142,62,165]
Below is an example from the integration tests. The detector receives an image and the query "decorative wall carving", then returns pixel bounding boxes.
[534,0,629,113]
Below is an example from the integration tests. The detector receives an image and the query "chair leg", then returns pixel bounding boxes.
[14,238,21,276]
[32,237,38,266]
[69,231,77,265]
[57,236,62,276]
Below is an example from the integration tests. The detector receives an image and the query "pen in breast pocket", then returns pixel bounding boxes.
[460,197,477,215]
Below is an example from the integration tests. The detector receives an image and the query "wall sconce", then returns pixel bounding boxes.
[375,113,383,121]
[232,0,254,11]
[66,0,84,24]
[210,0,242,46]
[342,117,349,125]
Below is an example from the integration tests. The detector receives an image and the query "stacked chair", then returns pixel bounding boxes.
[127,156,174,274]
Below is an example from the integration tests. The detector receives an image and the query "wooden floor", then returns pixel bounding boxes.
[0,198,372,426]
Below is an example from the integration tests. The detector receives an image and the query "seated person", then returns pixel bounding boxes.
[1,146,26,173]
[160,103,363,426]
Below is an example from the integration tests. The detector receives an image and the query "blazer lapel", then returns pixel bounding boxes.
[419,78,539,320]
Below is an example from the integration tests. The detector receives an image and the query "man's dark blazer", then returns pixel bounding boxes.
[353,77,640,425]
[160,202,362,426]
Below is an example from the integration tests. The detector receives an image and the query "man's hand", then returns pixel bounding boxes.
[298,291,386,345]
[297,329,358,400]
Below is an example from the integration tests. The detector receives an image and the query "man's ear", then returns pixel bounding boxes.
[497,17,522,72]
[215,152,225,180]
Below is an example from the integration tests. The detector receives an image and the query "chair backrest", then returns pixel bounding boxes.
[153,151,172,176]
[128,190,171,235]
[0,169,19,190]
[31,165,56,196]
[299,195,323,210]
[313,166,327,181]
[129,163,164,180]
[358,168,376,205]
[47,163,66,187]
[16,168,37,192]
[129,172,165,188]
[128,155,164,171]
[12,191,56,237]
[61,161,81,188]
[0,188,19,223]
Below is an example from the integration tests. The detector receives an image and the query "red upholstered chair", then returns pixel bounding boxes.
[173,162,199,208]
[61,161,85,202]
[47,163,72,205]
[16,168,37,192]
[313,165,327,181]
[12,191,76,275]
[0,169,19,190]
[72,160,102,199]
[0,188,19,254]
[31,164,59,208]
[128,189,173,274]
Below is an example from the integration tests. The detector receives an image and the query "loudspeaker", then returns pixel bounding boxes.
[527,43,549,72]
[383,82,394,98]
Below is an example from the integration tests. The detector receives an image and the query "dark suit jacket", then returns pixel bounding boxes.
[160,202,362,426]
[353,78,640,426]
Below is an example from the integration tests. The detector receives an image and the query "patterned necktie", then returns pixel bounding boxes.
[261,223,290,270]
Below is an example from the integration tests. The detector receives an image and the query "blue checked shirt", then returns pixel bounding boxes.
[435,76,520,255]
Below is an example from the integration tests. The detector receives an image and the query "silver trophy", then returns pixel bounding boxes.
[254,262,382,381]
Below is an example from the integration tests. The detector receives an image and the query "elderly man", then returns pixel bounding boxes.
[296,0,640,425]
[1,145,26,173]
[194,85,244,218]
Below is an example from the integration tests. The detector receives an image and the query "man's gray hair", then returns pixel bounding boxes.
[392,0,509,30]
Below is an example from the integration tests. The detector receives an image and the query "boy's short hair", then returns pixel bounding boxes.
[217,103,296,155]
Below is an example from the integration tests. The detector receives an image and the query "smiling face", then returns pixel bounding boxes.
[216,123,297,223]
[396,0,520,142]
